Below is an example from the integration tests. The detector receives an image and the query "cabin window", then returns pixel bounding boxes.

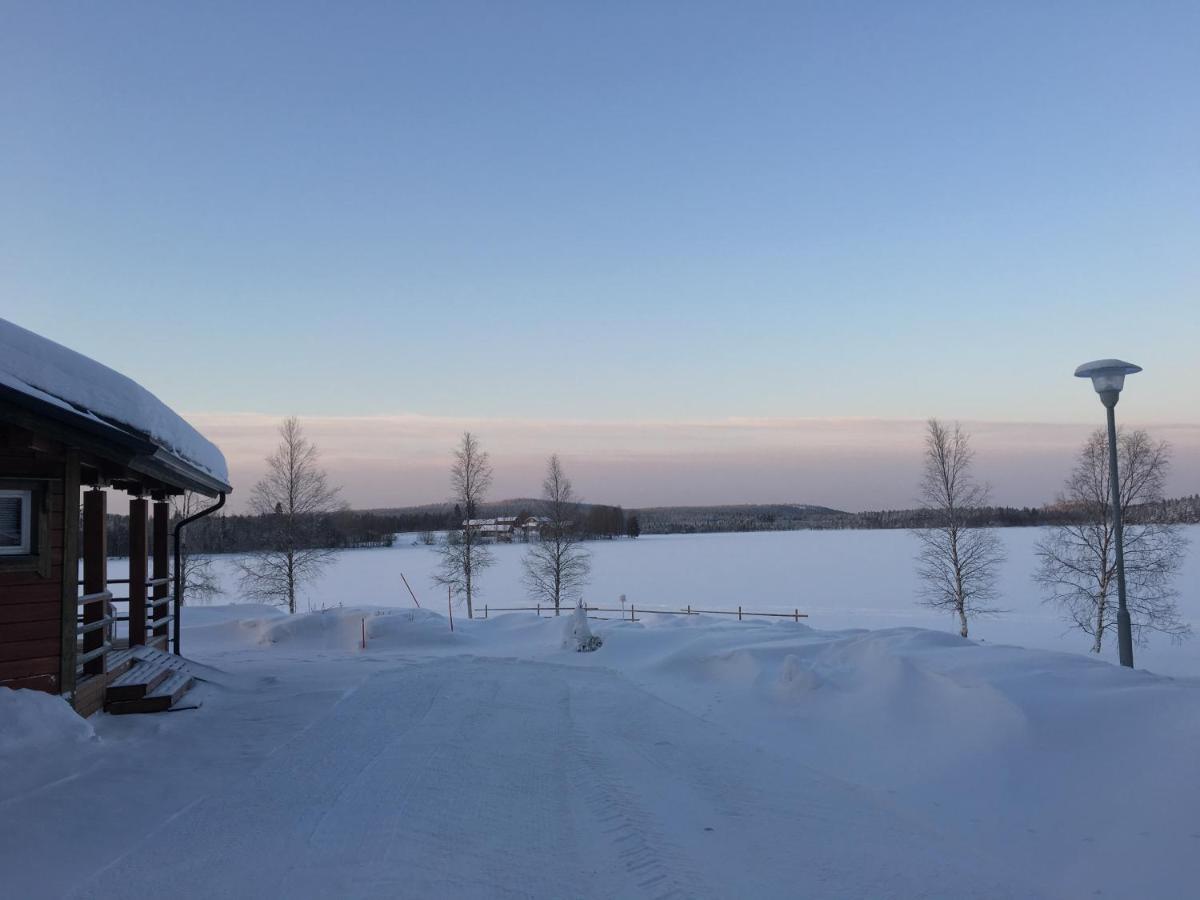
[0,489,33,555]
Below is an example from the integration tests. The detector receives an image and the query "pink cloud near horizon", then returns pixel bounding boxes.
[186,414,1200,514]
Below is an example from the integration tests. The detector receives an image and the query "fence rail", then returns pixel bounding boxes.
[478,603,808,622]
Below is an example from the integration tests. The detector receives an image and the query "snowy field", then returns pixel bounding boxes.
[3,526,1199,898]
[118,525,1200,676]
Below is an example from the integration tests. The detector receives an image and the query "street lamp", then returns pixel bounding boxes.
[1074,358,1142,668]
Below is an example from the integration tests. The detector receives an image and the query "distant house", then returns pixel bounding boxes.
[462,518,515,542]
[520,516,546,538]
[0,319,232,716]
[461,515,545,542]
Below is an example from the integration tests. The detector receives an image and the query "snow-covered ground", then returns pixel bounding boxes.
[4,527,1197,898]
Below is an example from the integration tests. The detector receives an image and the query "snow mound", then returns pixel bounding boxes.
[563,601,603,652]
[0,318,228,482]
[0,688,95,755]
[255,607,463,651]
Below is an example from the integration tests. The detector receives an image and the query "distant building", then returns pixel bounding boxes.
[461,515,546,542]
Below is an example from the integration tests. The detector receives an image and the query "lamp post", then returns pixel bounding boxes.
[1074,359,1142,668]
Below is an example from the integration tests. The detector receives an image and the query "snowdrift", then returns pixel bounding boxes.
[191,606,472,652]
[0,687,94,756]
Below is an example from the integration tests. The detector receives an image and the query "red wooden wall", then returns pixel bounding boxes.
[0,451,68,693]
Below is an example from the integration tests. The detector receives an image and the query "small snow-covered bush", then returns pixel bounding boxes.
[564,601,603,652]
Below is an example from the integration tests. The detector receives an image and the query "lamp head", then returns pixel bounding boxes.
[1074,359,1142,396]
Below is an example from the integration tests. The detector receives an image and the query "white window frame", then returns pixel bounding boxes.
[0,489,33,555]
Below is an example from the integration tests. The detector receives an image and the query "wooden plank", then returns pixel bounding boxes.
[1,618,61,641]
[106,661,171,701]
[0,574,64,592]
[0,637,61,662]
[0,455,64,477]
[60,449,80,698]
[128,497,148,647]
[0,672,58,692]
[0,600,60,623]
[73,674,107,718]
[0,655,58,680]
[106,673,194,715]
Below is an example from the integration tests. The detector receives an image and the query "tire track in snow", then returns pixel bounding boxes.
[66,656,1037,899]
[563,678,712,900]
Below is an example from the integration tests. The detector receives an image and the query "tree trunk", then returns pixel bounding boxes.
[288,551,296,615]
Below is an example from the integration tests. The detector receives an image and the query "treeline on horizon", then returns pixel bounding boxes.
[634,494,1200,534]
[101,501,632,558]
[100,494,1200,557]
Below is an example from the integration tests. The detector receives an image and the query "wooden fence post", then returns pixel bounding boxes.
[738,605,742,621]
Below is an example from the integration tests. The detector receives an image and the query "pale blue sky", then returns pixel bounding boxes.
[2,2,1197,506]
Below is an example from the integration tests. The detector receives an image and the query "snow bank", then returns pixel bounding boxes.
[0,318,228,482]
[252,607,464,651]
[0,687,94,755]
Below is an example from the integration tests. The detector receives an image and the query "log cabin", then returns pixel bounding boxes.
[0,319,231,716]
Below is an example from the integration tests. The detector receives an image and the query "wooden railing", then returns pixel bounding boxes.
[478,603,809,622]
[76,575,176,677]
[77,590,113,676]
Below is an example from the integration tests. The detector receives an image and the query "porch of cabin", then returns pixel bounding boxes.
[0,436,202,718]
[1,318,229,720]
[73,485,199,717]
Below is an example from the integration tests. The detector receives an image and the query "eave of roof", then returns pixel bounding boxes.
[0,382,232,496]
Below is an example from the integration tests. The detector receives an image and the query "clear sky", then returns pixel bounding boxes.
[2,2,1197,510]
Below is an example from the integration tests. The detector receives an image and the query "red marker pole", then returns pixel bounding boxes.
[448,585,455,633]
[361,617,367,649]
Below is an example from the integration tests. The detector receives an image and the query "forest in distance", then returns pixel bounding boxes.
[98,494,1200,558]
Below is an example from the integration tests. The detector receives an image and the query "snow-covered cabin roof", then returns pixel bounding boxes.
[0,318,230,493]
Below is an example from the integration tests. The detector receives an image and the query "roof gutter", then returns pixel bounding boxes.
[173,491,226,655]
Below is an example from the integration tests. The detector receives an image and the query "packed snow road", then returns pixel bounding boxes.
[46,657,1022,899]
[11,605,1197,898]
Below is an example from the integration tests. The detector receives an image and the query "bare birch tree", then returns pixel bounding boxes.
[435,431,493,618]
[1035,428,1189,652]
[172,492,222,604]
[237,417,341,614]
[913,418,1004,638]
[523,454,591,615]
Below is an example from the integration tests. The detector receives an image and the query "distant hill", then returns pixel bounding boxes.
[630,503,850,534]
[355,494,1200,535]
[359,499,547,523]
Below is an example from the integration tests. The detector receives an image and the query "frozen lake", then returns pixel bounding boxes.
[116,525,1200,677]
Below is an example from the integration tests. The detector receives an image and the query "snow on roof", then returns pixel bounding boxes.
[0,318,229,485]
